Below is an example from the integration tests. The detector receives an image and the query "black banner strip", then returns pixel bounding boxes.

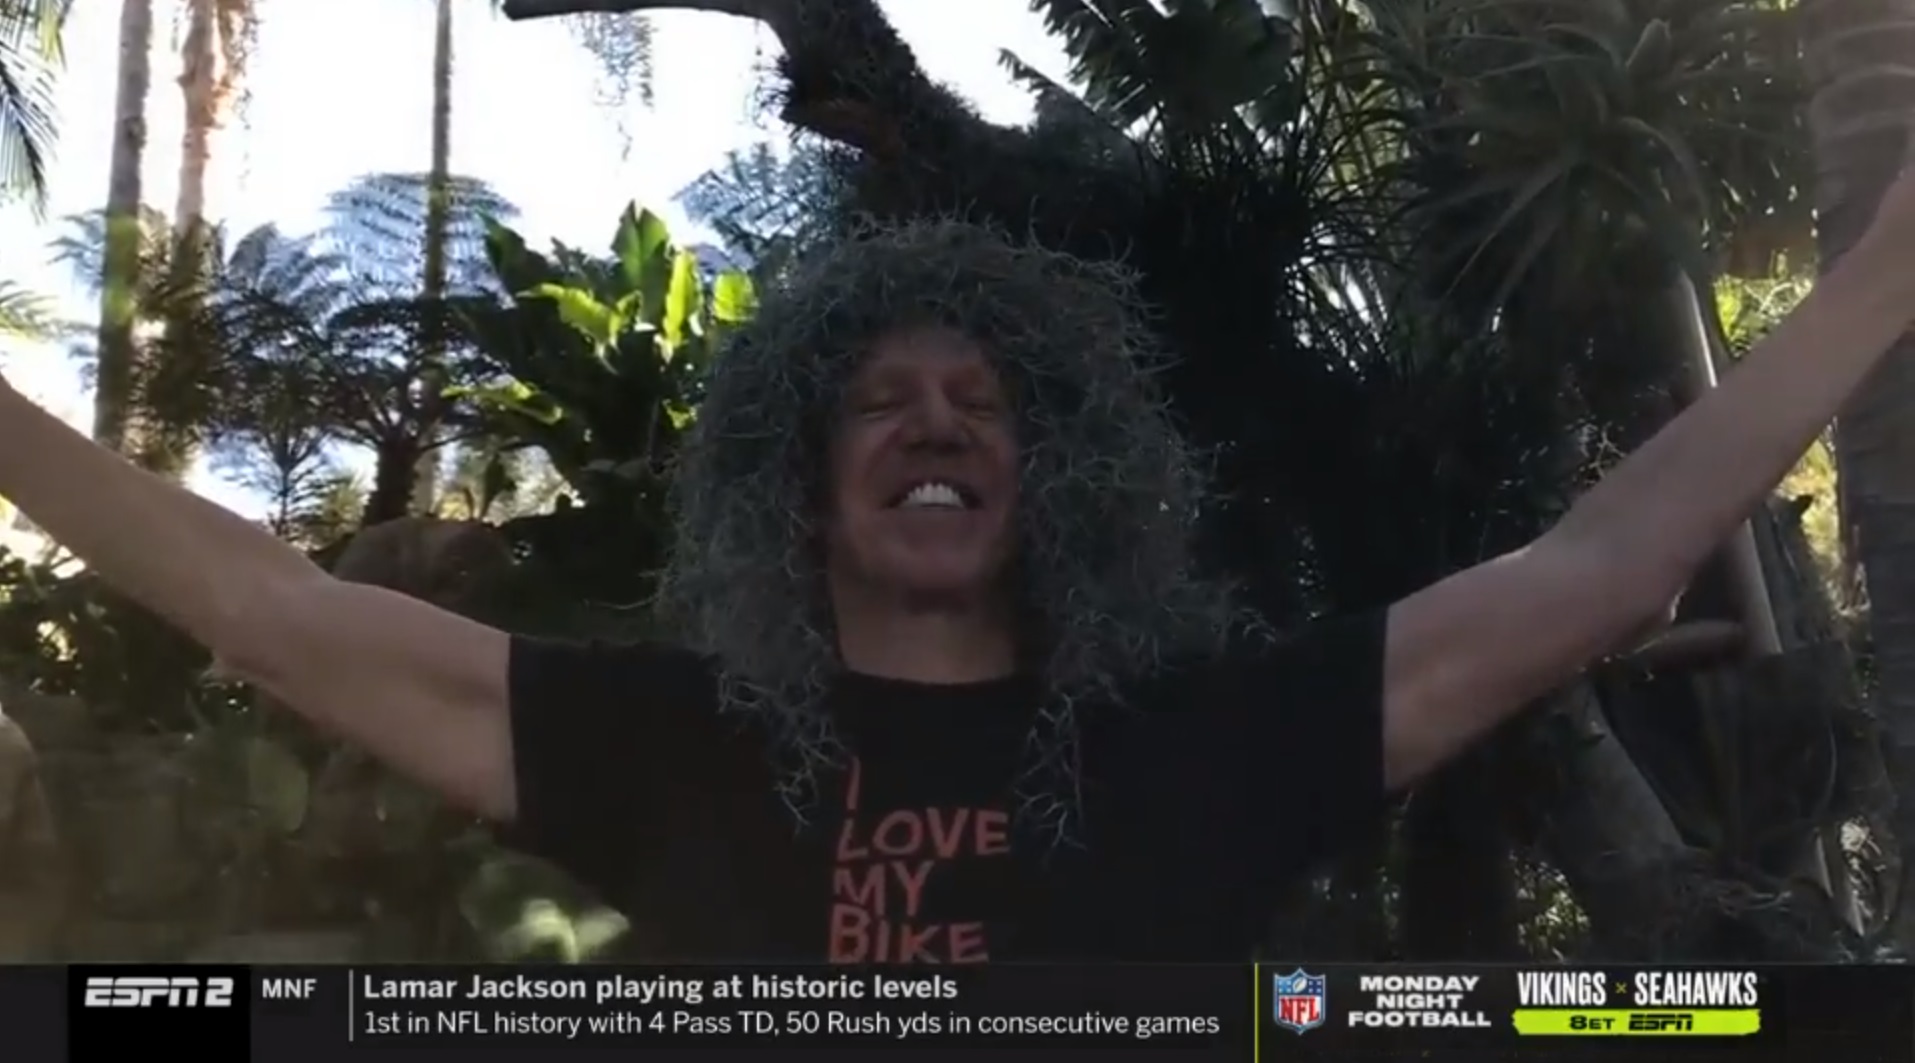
[30,963,1915,1061]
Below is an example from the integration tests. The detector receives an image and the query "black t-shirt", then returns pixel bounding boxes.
[505,614,1388,963]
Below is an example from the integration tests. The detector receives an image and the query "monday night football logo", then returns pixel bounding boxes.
[1273,968,1497,1033]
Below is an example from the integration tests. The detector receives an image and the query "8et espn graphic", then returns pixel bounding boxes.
[1265,966,1767,1038]
[1509,968,1764,1036]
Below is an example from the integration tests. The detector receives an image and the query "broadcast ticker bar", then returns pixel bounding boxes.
[20,962,1914,1061]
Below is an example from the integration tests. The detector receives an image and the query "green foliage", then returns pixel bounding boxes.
[51,206,188,314]
[455,854,629,962]
[676,142,834,273]
[1716,268,1813,355]
[323,173,520,298]
[2,186,719,965]
[437,204,753,619]
[437,444,559,523]
[1371,0,1809,308]
[0,550,219,733]
[1717,268,1842,587]
[456,205,755,509]
[1023,0,1297,136]
[0,0,69,212]
[0,279,58,339]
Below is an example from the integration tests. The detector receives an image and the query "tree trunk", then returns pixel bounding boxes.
[92,0,154,454]
[1531,681,1700,956]
[1665,273,1862,931]
[142,0,238,480]
[172,0,252,233]
[1800,0,1915,946]
[412,0,456,515]
[363,439,423,529]
[174,0,219,237]
[1664,276,1783,655]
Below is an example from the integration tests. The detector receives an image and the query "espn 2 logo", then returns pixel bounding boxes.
[83,976,236,1008]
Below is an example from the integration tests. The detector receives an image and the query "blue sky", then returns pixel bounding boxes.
[0,0,1070,515]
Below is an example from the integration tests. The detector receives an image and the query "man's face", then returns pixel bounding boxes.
[824,327,1020,599]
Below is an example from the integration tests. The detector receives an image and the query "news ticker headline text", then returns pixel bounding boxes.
[22,962,1915,1062]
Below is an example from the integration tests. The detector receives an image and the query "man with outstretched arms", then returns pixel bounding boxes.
[2,174,1913,961]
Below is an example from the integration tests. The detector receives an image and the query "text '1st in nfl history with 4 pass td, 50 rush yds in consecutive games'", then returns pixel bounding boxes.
[20,962,1915,1060]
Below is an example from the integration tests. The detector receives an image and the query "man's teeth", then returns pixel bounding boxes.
[900,482,966,509]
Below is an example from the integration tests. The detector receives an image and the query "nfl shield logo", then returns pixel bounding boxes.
[1272,970,1326,1033]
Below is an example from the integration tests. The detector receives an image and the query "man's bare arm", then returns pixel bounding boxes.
[1379,171,1915,792]
[0,383,518,820]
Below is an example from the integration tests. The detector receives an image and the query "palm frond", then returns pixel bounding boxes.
[999,48,1127,140]
[0,0,73,57]
[49,205,180,304]
[1366,0,1808,311]
[322,171,521,298]
[675,141,836,269]
[0,278,57,339]
[0,0,71,213]
[1028,0,1296,137]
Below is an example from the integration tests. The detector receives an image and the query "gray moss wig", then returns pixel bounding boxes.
[658,219,1247,841]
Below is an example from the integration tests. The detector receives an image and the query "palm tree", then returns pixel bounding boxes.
[325,170,517,522]
[54,172,517,523]
[148,0,260,478]
[191,217,475,528]
[94,0,156,457]
[191,224,370,536]
[405,0,655,515]
[412,0,457,513]
[0,0,72,212]
[172,0,253,240]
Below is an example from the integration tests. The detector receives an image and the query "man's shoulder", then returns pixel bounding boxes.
[510,631,717,669]
[508,633,720,708]
[1089,611,1391,828]
[1129,611,1388,699]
